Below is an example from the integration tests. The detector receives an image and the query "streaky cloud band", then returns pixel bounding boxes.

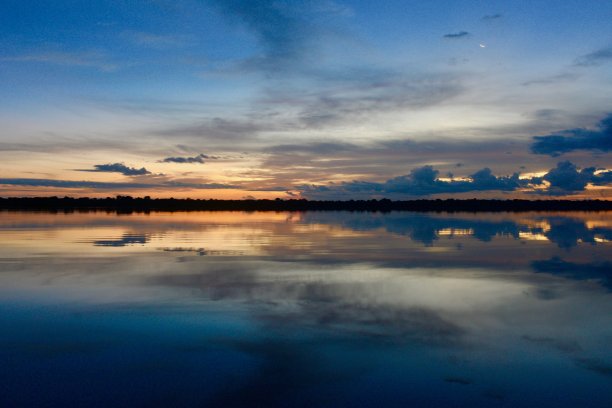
[0,178,237,190]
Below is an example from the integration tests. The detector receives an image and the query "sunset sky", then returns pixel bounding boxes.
[1,0,611,199]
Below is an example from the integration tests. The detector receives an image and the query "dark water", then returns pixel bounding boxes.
[1,211,611,407]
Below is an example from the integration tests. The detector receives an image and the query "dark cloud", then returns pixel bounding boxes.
[159,153,212,164]
[299,165,530,199]
[531,114,612,156]
[0,178,237,190]
[79,163,151,176]
[574,47,612,67]
[592,169,612,185]
[542,161,598,195]
[297,159,612,199]
[443,31,470,39]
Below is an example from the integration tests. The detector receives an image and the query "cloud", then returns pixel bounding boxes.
[482,14,502,20]
[574,47,612,67]
[122,31,194,49]
[542,161,593,193]
[206,0,341,71]
[0,178,237,190]
[443,31,470,39]
[156,117,270,141]
[210,0,306,57]
[522,72,579,86]
[298,165,531,199]
[531,114,612,156]
[159,154,212,164]
[247,186,290,192]
[268,71,464,128]
[541,161,612,194]
[268,142,357,154]
[592,169,612,185]
[0,50,118,72]
[158,71,463,143]
[297,160,612,199]
[259,135,538,191]
[79,163,152,176]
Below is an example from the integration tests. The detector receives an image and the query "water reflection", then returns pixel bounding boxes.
[0,211,611,407]
[532,257,612,291]
[93,233,150,247]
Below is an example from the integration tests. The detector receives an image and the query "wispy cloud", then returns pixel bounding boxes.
[156,117,271,141]
[207,0,315,70]
[522,72,579,86]
[0,50,119,72]
[574,47,612,67]
[122,31,194,49]
[443,31,470,39]
[206,0,348,72]
[260,71,464,128]
[0,178,237,190]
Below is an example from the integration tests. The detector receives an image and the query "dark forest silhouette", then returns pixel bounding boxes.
[1,196,611,212]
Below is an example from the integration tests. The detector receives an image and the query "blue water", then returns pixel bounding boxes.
[1,211,611,407]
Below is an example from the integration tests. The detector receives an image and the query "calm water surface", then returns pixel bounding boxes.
[1,211,611,407]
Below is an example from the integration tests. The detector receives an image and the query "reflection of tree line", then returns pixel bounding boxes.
[2,196,612,212]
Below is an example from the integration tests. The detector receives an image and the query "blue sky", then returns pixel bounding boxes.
[1,0,611,198]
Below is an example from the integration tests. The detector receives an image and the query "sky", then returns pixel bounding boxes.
[1,0,611,199]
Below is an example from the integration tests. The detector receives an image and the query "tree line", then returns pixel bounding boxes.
[1,196,611,212]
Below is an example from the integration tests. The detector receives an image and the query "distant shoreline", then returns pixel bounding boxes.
[1,197,611,212]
